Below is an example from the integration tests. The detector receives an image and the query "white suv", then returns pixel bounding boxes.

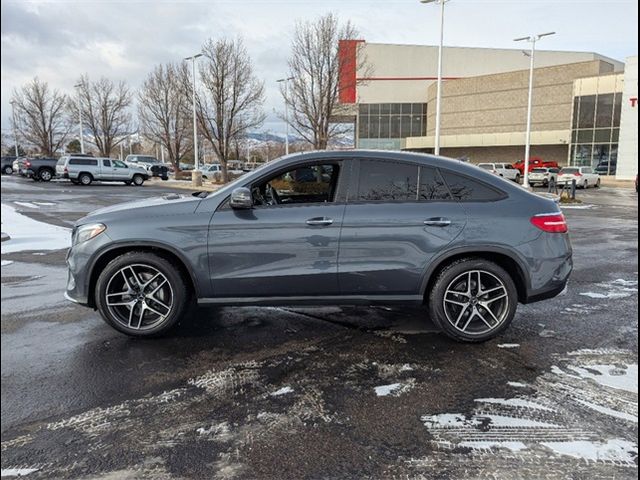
[558,166,601,189]
[529,167,559,187]
[477,163,521,182]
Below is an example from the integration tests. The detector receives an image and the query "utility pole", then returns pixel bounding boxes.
[73,83,85,153]
[277,77,294,155]
[185,53,203,169]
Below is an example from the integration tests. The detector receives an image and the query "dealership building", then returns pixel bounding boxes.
[337,41,638,179]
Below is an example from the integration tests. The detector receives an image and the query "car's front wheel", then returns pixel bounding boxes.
[95,251,190,337]
[428,258,518,342]
[132,174,145,186]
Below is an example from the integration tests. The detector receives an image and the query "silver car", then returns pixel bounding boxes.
[56,156,149,186]
[529,167,559,187]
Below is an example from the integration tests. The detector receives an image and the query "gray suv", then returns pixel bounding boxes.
[65,151,572,342]
[56,156,149,186]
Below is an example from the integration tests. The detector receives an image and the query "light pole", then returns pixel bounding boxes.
[185,53,203,169]
[9,100,19,157]
[276,76,294,155]
[514,31,556,188]
[421,0,449,156]
[73,83,85,154]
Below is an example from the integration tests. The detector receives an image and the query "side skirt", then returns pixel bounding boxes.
[197,295,424,307]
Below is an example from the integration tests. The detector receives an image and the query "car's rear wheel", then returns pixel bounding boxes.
[39,168,53,182]
[79,173,93,186]
[583,180,588,189]
[515,174,521,183]
[3,165,13,175]
[595,178,601,188]
[428,258,518,342]
[95,251,189,337]
[132,174,145,186]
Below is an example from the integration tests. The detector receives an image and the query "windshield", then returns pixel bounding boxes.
[560,168,579,174]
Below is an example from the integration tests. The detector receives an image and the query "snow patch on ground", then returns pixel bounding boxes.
[1,467,40,477]
[507,382,529,388]
[567,364,637,393]
[541,439,637,464]
[1,203,70,254]
[575,398,638,423]
[270,386,294,396]
[1,260,13,266]
[13,201,40,209]
[579,278,638,300]
[459,441,527,452]
[560,204,595,209]
[474,398,555,412]
[375,380,414,397]
[497,343,520,349]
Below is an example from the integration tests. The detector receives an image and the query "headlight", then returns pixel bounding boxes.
[73,223,106,245]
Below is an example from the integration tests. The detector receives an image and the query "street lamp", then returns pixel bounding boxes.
[73,83,85,154]
[276,76,294,155]
[185,53,203,169]
[514,31,556,188]
[421,0,449,156]
[9,100,19,157]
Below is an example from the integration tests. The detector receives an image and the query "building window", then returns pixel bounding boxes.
[570,92,621,174]
[358,103,428,150]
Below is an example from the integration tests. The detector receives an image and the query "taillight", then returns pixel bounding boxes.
[574,172,582,176]
[531,213,568,233]
[64,167,68,173]
[25,161,31,167]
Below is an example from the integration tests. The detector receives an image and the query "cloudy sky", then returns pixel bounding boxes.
[1,0,638,136]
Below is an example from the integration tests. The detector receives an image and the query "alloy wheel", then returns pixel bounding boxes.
[105,264,174,330]
[442,270,510,336]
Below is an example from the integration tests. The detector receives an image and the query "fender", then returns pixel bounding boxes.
[418,244,532,297]
[85,239,203,299]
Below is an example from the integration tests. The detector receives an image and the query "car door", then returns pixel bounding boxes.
[207,160,347,298]
[110,159,131,180]
[338,159,467,296]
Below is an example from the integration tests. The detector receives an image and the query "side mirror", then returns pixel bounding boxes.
[230,187,253,209]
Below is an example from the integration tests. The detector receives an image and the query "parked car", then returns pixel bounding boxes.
[199,164,245,181]
[124,155,168,180]
[1,156,17,174]
[65,150,572,343]
[22,157,59,181]
[477,163,521,182]
[512,157,560,175]
[528,167,559,187]
[56,156,149,186]
[12,157,27,175]
[557,166,601,189]
[594,161,617,175]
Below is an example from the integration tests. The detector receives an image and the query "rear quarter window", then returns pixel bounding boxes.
[440,170,505,202]
[69,158,98,166]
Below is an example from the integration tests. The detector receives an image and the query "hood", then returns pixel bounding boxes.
[75,193,202,226]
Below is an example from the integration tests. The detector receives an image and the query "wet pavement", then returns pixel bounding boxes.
[1,174,638,479]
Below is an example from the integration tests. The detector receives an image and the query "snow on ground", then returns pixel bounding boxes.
[580,278,638,300]
[497,343,520,349]
[0,467,40,477]
[1,260,13,267]
[270,386,294,396]
[374,380,415,397]
[560,204,596,209]
[1,203,70,254]
[417,349,638,468]
[13,201,40,209]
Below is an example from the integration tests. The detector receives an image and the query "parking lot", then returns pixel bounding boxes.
[1,174,637,479]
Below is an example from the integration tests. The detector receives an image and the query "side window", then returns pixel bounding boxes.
[113,160,127,168]
[252,163,340,207]
[440,170,505,202]
[583,167,593,174]
[357,159,418,202]
[103,159,111,167]
[419,167,451,201]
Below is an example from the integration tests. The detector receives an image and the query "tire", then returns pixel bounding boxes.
[38,168,53,182]
[3,165,12,175]
[515,174,521,183]
[95,251,190,337]
[428,257,518,343]
[583,180,588,189]
[78,173,93,186]
[595,178,601,188]
[132,174,145,186]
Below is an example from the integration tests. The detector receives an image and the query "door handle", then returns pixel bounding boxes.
[424,217,451,227]
[306,217,334,226]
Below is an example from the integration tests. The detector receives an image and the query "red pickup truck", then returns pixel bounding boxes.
[512,157,560,175]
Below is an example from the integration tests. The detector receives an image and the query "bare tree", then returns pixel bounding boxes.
[195,37,266,181]
[138,63,191,170]
[10,77,71,156]
[74,75,132,157]
[282,13,368,149]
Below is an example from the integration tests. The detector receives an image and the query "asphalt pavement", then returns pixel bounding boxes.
[1,174,637,479]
